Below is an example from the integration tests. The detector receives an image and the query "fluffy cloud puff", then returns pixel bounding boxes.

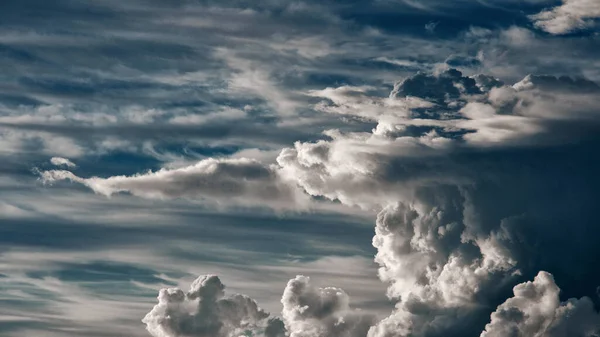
[481,271,600,337]
[144,274,375,337]
[281,275,376,337]
[50,156,76,168]
[143,275,286,337]
[366,198,520,337]
[529,0,600,34]
[40,157,307,209]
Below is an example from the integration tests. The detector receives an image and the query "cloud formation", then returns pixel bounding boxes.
[276,69,600,336]
[481,271,600,337]
[50,156,76,168]
[281,275,376,337]
[143,274,377,337]
[38,68,600,337]
[530,0,600,34]
[40,157,307,209]
[143,275,285,337]
[5,1,600,336]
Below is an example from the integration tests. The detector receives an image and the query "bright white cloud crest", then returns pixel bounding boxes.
[50,156,76,168]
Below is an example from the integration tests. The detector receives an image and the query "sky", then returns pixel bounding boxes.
[1,0,600,336]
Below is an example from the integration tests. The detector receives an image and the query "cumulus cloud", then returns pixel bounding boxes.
[50,157,76,168]
[36,68,600,337]
[365,197,521,337]
[529,0,600,34]
[40,157,307,209]
[281,275,376,337]
[275,69,600,336]
[143,275,286,337]
[143,274,377,337]
[481,271,600,337]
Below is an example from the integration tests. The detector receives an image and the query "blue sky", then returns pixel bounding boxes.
[1,1,600,336]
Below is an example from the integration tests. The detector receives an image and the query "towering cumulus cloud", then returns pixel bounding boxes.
[277,69,600,336]
[46,69,600,336]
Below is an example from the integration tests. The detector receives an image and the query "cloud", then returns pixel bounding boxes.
[365,198,521,337]
[40,157,307,209]
[529,0,600,34]
[25,67,600,337]
[276,71,600,251]
[143,273,378,337]
[50,157,76,168]
[281,275,376,337]
[4,0,600,336]
[276,69,600,336]
[481,271,600,337]
[143,274,285,337]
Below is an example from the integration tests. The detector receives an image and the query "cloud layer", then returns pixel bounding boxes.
[4,1,600,335]
[131,68,600,337]
[37,67,600,335]
[40,157,307,209]
[530,0,600,34]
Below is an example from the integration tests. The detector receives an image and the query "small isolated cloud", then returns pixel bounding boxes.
[281,275,376,337]
[481,271,600,337]
[39,157,307,209]
[50,157,76,168]
[143,275,286,337]
[529,0,600,34]
[425,21,438,33]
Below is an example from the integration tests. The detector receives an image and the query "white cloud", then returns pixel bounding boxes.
[308,85,433,121]
[481,271,600,337]
[366,201,519,337]
[0,202,33,218]
[31,69,600,337]
[50,156,76,168]
[530,0,600,34]
[40,157,308,209]
[218,49,302,116]
[143,275,285,337]
[275,70,600,336]
[281,275,376,337]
